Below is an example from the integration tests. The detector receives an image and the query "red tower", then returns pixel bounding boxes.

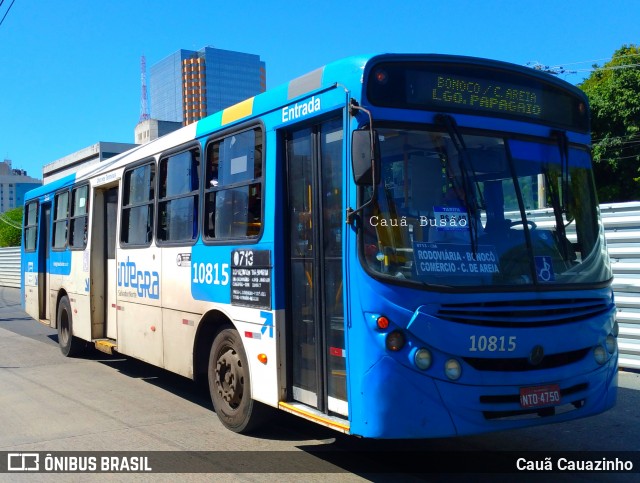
[139,55,150,122]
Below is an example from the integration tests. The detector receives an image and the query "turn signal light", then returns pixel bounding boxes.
[258,353,268,364]
[377,316,390,330]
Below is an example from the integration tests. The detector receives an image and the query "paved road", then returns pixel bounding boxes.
[1,286,639,481]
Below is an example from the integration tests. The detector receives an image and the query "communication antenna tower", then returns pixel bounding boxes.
[139,55,150,122]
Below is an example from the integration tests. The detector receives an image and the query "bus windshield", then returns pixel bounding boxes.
[361,126,612,287]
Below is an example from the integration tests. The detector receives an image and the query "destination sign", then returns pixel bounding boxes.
[425,73,542,118]
[367,61,589,132]
[413,242,500,277]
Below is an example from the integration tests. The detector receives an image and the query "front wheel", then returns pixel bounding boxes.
[208,328,267,433]
[57,296,84,357]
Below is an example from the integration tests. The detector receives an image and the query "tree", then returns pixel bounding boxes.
[579,45,640,202]
[0,207,23,247]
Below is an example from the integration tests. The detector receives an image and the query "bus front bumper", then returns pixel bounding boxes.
[350,354,617,439]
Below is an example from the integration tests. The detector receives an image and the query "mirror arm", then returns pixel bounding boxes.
[347,100,378,226]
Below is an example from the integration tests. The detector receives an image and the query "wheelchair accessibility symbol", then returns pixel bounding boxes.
[534,256,555,282]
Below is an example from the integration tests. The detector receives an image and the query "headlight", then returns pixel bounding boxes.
[606,335,616,354]
[445,359,462,380]
[414,348,432,370]
[594,345,607,365]
[385,330,405,351]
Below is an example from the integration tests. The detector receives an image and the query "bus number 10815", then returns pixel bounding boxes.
[192,262,230,285]
[469,335,517,352]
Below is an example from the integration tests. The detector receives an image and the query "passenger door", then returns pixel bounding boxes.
[90,185,119,340]
[38,203,51,320]
[284,117,347,416]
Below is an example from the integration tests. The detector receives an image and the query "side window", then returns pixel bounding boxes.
[121,162,155,246]
[69,185,89,249]
[52,191,69,249]
[23,201,38,252]
[204,128,263,240]
[157,148,200,243]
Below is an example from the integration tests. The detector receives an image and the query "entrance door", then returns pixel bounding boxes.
[285,118,347,416]
[38,204,51,320]
[90,186,119,340]
[104,187,119,339]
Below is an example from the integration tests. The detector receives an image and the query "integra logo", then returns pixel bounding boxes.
[117,257,159,299]
[282,96,321,122]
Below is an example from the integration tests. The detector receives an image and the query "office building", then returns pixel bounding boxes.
[0,160,41,213]
[43,142,136,183]
[134,119,182,145]
[150,46,266,125]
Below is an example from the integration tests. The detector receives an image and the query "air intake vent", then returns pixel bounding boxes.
[464,348,590,372]
[436,298,612,328]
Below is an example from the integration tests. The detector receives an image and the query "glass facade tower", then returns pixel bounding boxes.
[0,160,41,213]
[150,47,266,125]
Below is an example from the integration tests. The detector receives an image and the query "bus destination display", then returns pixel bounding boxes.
[425,73,542,118]
[367,62,589,132]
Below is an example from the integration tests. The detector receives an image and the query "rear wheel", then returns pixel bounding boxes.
[57,296,84,357]
[208,328,266,433]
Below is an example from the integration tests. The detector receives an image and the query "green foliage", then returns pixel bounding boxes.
[579,44,640,202]
[0,207,23,247]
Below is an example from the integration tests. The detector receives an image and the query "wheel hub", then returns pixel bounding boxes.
[215,348,243,408]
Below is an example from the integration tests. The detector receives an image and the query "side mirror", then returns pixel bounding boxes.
[351,129,381,186]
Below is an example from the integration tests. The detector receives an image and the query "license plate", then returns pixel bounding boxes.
[519,384,561,408]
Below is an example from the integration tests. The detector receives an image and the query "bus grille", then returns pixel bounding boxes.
[436,298,611,328]
[464,348,590,372]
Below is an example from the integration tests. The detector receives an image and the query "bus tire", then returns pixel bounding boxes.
[57,296,83,357]
[208,328,266,433]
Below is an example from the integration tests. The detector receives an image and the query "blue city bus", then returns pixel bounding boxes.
[22,53,617,438]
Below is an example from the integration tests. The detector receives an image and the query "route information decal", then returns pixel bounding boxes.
[231,249,271,309]
[413,242,499,276]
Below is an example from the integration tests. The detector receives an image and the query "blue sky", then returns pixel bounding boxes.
[0,0,638,179]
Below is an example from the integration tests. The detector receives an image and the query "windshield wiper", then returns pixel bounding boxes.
[553,130,570,212]
[435,114,481,256]
[542,165,570,262]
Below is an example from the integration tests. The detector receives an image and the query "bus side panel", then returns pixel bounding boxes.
[48,274,63,328]
[45,252,91,338]
[64,251,92,341]
[161,245,199,378]
[230,307,280,407]
[162,307,197,378]
[160,246,194,311]
[189,242,280,406]
[116,247,163,366]
[67,293,92,341]
[22,250,40,321]
[118,301,163,367]
[47,245,73,328]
